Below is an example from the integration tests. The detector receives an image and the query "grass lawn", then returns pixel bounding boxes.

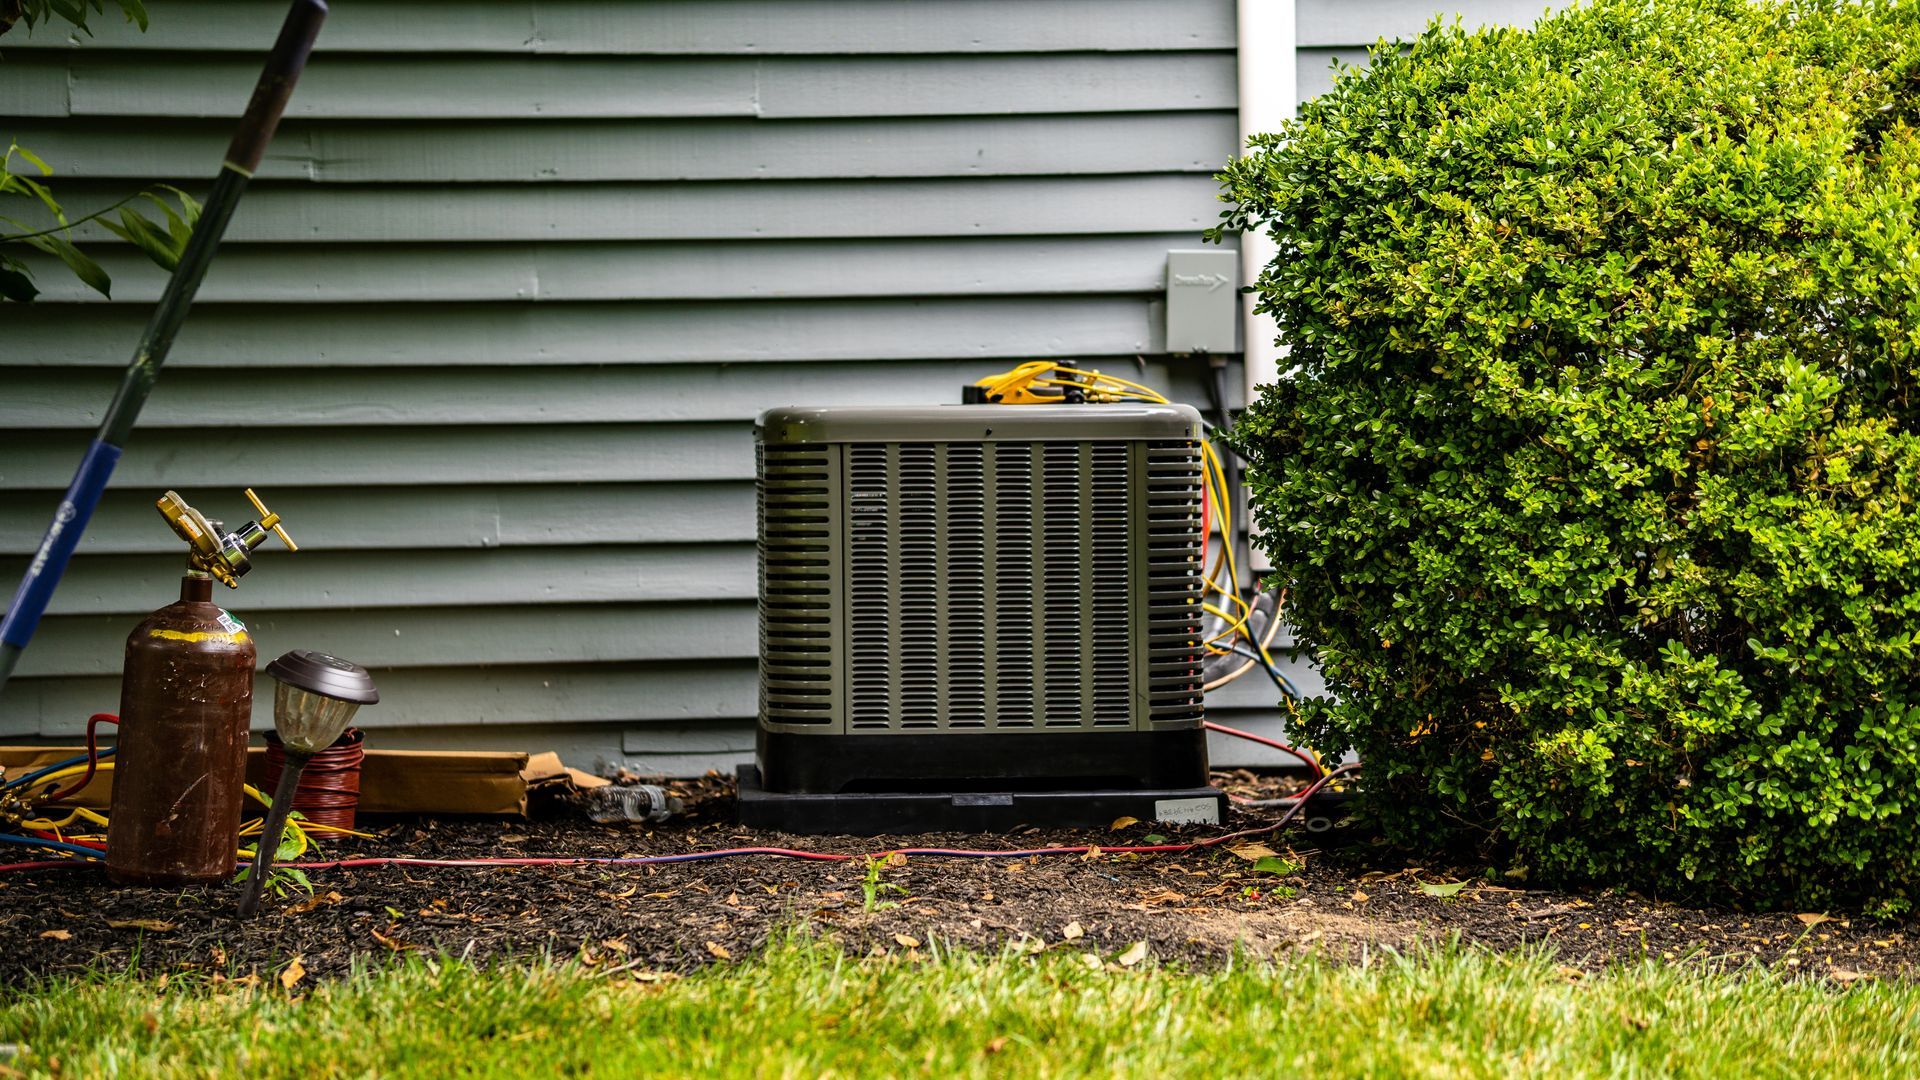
[2,936,1917,1078]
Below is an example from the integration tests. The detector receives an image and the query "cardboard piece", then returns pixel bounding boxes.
[2,746,601,817]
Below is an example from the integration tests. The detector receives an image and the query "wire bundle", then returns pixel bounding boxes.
[0,714,370,867]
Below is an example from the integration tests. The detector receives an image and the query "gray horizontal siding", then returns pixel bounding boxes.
[17,604,760,677]
[15,234,1215,304]
[0,485,753,554]
[2,1,1235,55]
[3,0,1290,773]
[7,114,1239,182]
[7,52,1234,120]
[8,358,1201,428]
[0,546,754,615]
[0,425,751,489]
[2,297,1165,367]
[1,664,759,734]
[41,176,1219,243]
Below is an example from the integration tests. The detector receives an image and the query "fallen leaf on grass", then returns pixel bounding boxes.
[1062,921,1084,940]
[1080,846,1103,861]
[1109,816,1140,831]
[278,957,305,991]
[1227,842,1279,862]
[893,933,921,949]
[107,919,177,932]
[1116,941,1149,967]
[985,1036,1010,1054]
[1795,913,1831,927]
[705,941,732,960]
[1351,890,1371,903]
[879,852,908,869]
[38,930,71,941]
[1418,881,1468,899]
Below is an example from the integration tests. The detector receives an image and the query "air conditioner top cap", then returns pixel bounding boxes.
[757,403,1203,445]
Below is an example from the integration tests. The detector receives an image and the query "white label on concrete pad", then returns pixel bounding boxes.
[1154,797,1220,825]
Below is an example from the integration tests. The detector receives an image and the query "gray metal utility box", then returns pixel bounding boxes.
[742,403,1222,831]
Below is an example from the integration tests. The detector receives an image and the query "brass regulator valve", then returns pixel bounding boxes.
[155,488,298,587]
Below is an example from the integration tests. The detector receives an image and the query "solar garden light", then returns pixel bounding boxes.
[238,650,378,918]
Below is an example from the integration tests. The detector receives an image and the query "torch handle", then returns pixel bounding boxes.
[225,0,329,175]
[238,754,308,918]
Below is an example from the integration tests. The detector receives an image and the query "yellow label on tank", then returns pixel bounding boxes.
[147,628,248,644]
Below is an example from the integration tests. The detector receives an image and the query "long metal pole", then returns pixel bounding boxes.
[0,0,328,693]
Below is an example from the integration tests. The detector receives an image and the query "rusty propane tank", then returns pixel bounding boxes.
[107,573,257,884]
[105,489,296,886]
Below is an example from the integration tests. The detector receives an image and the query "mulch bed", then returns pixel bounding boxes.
[1,772,1913,987]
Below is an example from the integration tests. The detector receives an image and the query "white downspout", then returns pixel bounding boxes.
[1235,0,1297,400]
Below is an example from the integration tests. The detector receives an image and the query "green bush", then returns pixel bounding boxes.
[1217,0,1920,909]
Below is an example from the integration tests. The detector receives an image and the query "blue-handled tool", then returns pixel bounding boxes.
[0,0,329,694]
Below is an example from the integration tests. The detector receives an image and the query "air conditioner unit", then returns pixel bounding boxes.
[737,403,1226,833]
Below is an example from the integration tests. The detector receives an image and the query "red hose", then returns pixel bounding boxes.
[40,713,119,804]
[1204,720,1323,778]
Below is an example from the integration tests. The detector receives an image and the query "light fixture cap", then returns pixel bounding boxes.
[265,649,379,705]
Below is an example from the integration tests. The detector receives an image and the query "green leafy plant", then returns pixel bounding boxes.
[235,816,315,901]
[859,856,908,913]
[1,144,203,302]
[1216,0,1920,909]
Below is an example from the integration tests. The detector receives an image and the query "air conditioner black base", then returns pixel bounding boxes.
[736,765,1228,835]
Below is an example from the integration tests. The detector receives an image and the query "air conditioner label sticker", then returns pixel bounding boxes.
[1154,796,1220,826]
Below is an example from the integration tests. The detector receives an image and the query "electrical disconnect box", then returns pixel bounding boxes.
[1164,249,1239,355]
[739,403,1227,833]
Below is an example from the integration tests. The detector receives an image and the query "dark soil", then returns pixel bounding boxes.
[1,772,1913,987]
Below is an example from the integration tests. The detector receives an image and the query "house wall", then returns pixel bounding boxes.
[1,0,1548,775]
